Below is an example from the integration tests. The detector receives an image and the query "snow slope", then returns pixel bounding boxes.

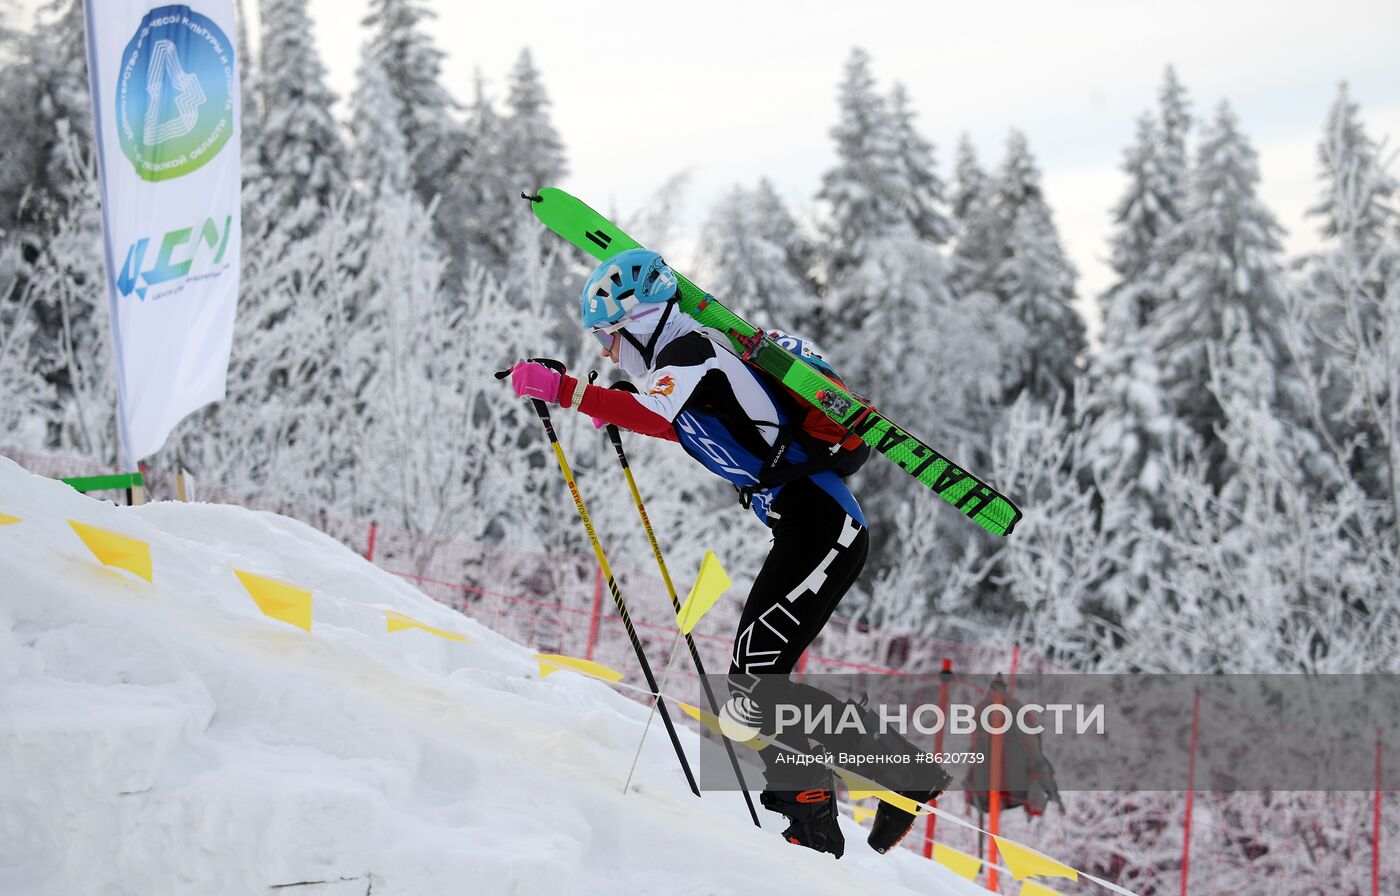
[0,456,987,896]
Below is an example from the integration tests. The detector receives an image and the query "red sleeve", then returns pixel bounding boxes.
[560,375,678,442]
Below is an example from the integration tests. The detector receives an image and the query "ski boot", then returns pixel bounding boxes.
[830,695,954,855]
[865,770,951,854]
[761,785,846,859]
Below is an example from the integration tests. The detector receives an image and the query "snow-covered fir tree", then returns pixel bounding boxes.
[1307,82,1396,260]
[956,130,1087,404]
[234,0,267,225]
[696,179,817,330]
[254,0,347,239]
[887,83,952,245]
[0,0,90,243]
[1152,103,1312,487]
[1081,110,1194,613]
[1104,114,1176,302]
[1295,86,1400,519]
[500,49,567,194]
[996,200,1085,403]
[816,48,903,283]
[450,70,533,276]
[1157,65,1192,220]
[361,0,468,258]
[952,130,1057,301]
[950,134,986,224]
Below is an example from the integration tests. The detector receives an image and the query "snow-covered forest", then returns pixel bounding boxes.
[2,1,1398,892]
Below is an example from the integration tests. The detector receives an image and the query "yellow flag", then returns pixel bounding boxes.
[934,843,983,881]
[852,805,877,825]
[534,653,623,684]
[233,570,312,632]
[384,611,469,643]
[835,768,927,816]
[678,701,771,751]
[68,521,153,583]
[675,551,730,634]
[994,837,1079,882]
[1019,881,1065,896]
[0,512,20,526]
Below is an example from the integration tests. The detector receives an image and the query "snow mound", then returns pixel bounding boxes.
[0,456,983,896]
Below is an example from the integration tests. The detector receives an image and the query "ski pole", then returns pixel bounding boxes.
[603,380,761,828]
[497,360,701,798]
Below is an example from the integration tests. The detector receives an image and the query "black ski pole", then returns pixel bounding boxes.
[497,360,701,798]
[603,380,761,827]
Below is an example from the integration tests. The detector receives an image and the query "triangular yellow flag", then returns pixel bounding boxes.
[852,805,877,825]
[0,512,20,526]
[675,551,730,634]
[934,843,983,881]
[233,570,312,632]
[835,768,927,816]
[1020,881,1065,896]
[677,701,771,751]
[534,653,623,684]
[994,837,1078,882]
[68,521,153,583]
[385,611,469,643]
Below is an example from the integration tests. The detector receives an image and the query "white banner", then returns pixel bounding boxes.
[84,1,240,469]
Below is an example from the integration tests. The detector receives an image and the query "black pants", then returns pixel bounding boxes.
[724,479,869,789]
[728,477,869,678]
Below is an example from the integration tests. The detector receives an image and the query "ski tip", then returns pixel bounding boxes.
[520,191,542,203]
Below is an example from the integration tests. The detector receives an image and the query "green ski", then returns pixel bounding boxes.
[525,187,1022,537]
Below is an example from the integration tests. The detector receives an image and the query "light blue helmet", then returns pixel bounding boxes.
[580,249,678,346]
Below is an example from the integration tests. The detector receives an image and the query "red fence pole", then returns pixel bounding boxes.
[1374,731,1383,896]
[986,679,1005,894]
[1181,690,1201,896]
[584,565,604,661]
[923,658,953,858]
[364,521,378,562]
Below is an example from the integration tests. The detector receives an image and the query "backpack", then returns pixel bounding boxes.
[698,327,871,491]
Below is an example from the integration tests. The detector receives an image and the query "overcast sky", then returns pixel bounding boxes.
[41,1,1400,332]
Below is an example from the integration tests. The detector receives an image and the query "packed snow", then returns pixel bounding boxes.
[0,456,990,895]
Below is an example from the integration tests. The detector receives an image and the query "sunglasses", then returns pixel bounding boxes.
[592,319,627,349]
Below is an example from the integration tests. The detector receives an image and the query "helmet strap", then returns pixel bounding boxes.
[620,298,677,368]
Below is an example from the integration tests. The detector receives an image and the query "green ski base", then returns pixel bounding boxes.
[526,187,1021,537]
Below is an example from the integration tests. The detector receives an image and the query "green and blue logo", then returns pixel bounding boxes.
[117,216,233,300]
[116,5,234,183]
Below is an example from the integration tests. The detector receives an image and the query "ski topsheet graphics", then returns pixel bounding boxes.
[525,188,1022,537]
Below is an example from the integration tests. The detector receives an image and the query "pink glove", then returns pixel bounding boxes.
[593,416,608,430]
[510,362,562,404]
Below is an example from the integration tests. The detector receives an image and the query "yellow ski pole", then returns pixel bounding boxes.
[498,361,700,798]
[603,380,761,827]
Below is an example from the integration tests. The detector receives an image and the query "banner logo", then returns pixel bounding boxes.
[116,6,234,182]
[117,215,234,300]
